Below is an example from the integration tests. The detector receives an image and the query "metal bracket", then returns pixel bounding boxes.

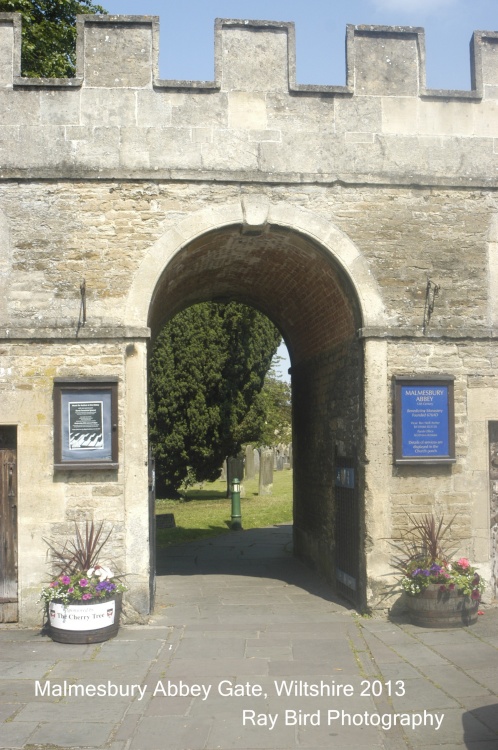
[423,277,440,334]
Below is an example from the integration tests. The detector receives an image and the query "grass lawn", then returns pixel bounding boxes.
[155,469,293,547]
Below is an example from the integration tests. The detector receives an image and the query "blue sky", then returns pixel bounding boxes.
[104,0,497,90]
[102,0,497,380]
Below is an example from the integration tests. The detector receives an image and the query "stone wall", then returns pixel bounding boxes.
[0,15,497,186]
[1,13,498,621]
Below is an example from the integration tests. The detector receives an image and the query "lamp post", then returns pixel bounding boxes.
[230,477,242,530]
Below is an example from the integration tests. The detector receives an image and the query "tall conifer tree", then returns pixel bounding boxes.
[149,303,281,497]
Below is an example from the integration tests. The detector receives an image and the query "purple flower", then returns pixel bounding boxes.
[430,564,442,574]
[79,579,88,587]
[96,580,116,593]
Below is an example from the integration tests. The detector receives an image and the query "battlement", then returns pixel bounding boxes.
[1,13,498,185]
[0,13,497,96]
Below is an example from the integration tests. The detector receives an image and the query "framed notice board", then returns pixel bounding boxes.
[53,379,118,470]
[394,376,455,465]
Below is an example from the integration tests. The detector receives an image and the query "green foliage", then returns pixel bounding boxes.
[149,302,281,497]
[0,0,107,77]
[155,469,293,547]
[257,366,292,446]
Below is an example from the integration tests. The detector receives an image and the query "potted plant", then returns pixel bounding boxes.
[393,513,485,627]
[40,521,126,644]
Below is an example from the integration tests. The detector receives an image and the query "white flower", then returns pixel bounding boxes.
[87,564,114,581]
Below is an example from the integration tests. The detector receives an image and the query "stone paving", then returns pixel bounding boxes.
[0,523,497,750]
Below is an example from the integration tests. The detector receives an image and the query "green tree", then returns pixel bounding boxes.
[0,0,107,78]
[149,302,281,497]
[257,368,292,446]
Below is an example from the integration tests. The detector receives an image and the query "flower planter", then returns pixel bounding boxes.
[46,594,122,644]
[406,584,478,628]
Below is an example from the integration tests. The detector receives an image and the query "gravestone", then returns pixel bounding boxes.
[156,513,176,529]
[254,448,260,474]
[259,449,273,495]
[245,444,255,480]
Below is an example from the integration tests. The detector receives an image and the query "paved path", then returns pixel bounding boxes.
[1,523,497,749]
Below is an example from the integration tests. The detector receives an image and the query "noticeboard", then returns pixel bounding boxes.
[394,376,455,465]
[53,379,118,470]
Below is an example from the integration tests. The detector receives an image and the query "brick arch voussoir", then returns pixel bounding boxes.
[125,200,387,330]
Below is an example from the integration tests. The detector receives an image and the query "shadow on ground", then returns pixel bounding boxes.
[155,523,352,608]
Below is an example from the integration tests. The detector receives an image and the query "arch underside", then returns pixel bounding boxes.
[149,224,366,603]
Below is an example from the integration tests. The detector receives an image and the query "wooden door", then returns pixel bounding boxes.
[0,426,18,622]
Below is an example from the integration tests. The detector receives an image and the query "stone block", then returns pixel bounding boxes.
[82,17,155,88]
[139,127,202,169]
[228,92,267,130]
[265,92,335,133]
[0,89,40,126]
[202,130,259,171]
[136,90,173,127]
[170,91,228,128]
[335,96,382,134]
[39,91,79,126]
[220,21,289,93]
[81,89,136,127]
[479,33,498,89]
[352,26,422,97]
[0,16,15,88]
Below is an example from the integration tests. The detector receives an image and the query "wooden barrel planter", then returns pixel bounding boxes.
[406,584,478,628]
[46,594,122,644]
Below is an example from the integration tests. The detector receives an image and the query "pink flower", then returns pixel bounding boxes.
[448,583,455,591]
[49,582,57,588]
[471,589,480,601]
[61,576,71,585]
[79,579,88,587]
[82,593,92,600]
[457,558,470,569]
[67,587,74,594]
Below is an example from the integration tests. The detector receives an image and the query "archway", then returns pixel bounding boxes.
[127,199,387,610]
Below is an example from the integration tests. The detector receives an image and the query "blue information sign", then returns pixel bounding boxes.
[400,385,449,459]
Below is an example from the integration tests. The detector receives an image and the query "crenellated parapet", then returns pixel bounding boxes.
[1,13,498,184]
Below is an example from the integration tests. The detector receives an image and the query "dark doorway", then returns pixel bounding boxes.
[0,426,18,622]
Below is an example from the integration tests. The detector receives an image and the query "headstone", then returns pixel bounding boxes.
[245,444,255,479]
[227,455,245,498]
[220,459,227,481]
[253,448,260,473]
[156,513,176,529]
[259,449,273,495]
[273,448,278,470]
[277,455,284,471]
[288,443,293,469]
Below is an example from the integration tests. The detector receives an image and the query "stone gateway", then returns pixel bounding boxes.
[1,13,498,623]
